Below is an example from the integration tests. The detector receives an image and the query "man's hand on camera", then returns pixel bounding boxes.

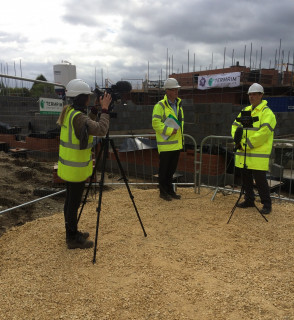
[234,142,244,152]
[234,126,243,144]
[100,92,112,111]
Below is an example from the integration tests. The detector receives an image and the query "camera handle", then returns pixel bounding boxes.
[77,130,147,264]
[227,127,268,223]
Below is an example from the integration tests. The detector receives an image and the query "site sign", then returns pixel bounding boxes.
[198,72,241,90]
[39,98,63,114]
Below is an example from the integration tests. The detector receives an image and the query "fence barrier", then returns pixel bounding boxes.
[199,135,294,203]
[1,133,294,216]
[89,133,199,193]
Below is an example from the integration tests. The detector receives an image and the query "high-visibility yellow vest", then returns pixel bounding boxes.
[57,107,93,182]
[152,95,184,153]
[231,100,276,171]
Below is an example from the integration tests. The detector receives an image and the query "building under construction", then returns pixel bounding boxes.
[128,64,294,109]
[1,62,294,148]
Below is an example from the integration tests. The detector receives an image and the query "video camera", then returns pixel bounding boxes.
[236,110,259,128]
[93,81,132,117]
[234,110,259,151]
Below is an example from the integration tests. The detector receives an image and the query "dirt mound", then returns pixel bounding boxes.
[0,152,64,236]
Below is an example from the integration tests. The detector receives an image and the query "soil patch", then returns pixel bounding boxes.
[0,152,64,236]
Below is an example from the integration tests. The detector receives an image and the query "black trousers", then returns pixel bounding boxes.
[241,169,271,208]
[159,150,180,194]
[64,181,85,234]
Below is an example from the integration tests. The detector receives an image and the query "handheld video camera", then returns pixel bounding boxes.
[236,110,259,128]
[93,81,132,115]
[94,86,120,108]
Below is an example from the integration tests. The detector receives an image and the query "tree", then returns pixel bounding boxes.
[30,74,55,97]
[0,82,30,97]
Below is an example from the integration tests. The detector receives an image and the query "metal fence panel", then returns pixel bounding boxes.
[199,135,294,203]
[92,133,199,193]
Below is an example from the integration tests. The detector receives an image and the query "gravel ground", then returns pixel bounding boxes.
[1,186,294,320]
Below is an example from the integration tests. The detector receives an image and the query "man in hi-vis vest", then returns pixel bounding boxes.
[152,78,184,201]
[232,83,276,215]
[57,79,111,249]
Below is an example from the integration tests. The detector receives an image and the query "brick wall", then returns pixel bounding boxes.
[107,148,225,176]
[1,97,294,155]
[0,134,59,151]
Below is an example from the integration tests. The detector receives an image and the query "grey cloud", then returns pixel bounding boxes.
[62,13,98,26]
[0,31,27,43]
[114,0,294,44]
[62,0,126,26]
[105,0,294,72]
[60,0,294,62]
[2,0,294,86]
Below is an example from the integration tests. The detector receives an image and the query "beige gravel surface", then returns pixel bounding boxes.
[1,186,294,320]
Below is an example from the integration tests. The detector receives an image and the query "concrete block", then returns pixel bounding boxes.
[194,104,210,113]
[209,103,232,113]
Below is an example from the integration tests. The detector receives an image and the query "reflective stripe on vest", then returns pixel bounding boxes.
[260,122,275,132]
[57,108,93,182]
[153,97,184,152]
[60,140,93,150]
[158,102,167,121]
[58,156,91,168]
[235,152,270,158]
[157,140,178,145]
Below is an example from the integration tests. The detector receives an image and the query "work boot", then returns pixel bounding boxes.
[169,192,181,200]
[160,192,172,201]
[236,200,255,208]
[260,206,272,215]
[77,230,89,239]
[66,230,89,240]
[67,232,94,250]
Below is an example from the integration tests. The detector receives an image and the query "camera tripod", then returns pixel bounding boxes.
[227,127,268,224]
[77,131,147,263]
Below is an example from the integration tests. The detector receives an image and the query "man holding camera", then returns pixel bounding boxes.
[152,78,184,201]
[231,83,276,214]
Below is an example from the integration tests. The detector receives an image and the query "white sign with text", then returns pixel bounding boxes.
[198,72,241,90]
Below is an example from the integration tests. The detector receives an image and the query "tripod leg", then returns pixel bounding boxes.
[110,139,147,237]
[227,186,244,224]
[93,139,109,264]
[254,204,269,222]
[227,186,269,223]
[77,140,104,224]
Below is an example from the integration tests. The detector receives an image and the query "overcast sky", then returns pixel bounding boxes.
[1,0,294,89]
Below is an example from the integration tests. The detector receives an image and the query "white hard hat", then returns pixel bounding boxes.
[66,79,93,97]
[248,83,264,94]
[164,78,181,89]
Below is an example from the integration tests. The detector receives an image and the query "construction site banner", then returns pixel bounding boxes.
[39,98,64,115]
[197,72,241,90]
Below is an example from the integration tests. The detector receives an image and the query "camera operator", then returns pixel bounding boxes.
[152,78,184,201]
[57,79,112,249]
[231,83,276,214]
